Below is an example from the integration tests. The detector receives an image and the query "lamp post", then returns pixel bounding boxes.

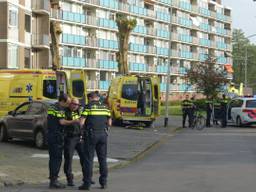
[244,34,256,88]
[164,7,173,127]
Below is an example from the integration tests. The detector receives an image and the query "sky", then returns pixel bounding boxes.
[222,0,256,43]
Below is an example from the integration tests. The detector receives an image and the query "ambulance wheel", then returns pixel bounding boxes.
[113,118,123,126]
[0,124,8,142]
[144,121,153,128]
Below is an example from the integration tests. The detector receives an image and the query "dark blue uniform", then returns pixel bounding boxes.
[47,103,66,180]
[182,99,194,127]
[220,99,228,128]
[64,108,84,185]
[81,101,111,189]
[205,100,213,127]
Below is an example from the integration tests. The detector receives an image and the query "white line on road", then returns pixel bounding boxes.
[31,154,119,163]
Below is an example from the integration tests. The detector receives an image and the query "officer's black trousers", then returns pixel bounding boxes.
[221,111,227,128]
[206,110,212,127]
[83,132,108,187]
[48,134,63,179]
[183,109,192,127]
[64,136,85,178]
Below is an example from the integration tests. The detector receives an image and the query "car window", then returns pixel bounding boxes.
[230,100,243,108]
[122,84,138,101]
[15,103,30,115]
[246,100,256,108]
[26,103,44,115]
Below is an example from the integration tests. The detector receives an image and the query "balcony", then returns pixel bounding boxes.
[32,34,49,49]
[129,63,147,72]
[62,56,86,68]
[85,58,98,69]
[99,60,118,70]
[32,0,50,15]
[62,33,86,45]
[87,80,99,90]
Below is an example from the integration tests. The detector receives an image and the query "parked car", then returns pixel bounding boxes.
[227,97,256,126]
[0,100,56,148]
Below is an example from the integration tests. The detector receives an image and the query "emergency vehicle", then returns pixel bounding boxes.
[0,69,87,117]
[108,75,160,127]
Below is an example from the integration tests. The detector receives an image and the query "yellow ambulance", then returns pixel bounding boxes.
[0,69,87,117]
[108,75,160,127]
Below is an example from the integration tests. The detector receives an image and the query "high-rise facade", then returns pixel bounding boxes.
[0,0,232,99]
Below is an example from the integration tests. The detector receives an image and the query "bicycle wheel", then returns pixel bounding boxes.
[196,115,206,130]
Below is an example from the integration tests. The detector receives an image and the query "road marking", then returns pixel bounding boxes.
[31,154,119,163]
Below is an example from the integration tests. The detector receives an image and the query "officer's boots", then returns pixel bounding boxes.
[67,174,75,186]
[49,177,66,189]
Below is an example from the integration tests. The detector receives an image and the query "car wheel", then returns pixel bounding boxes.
[34,129,46,149]
[236,116,242,127]
[0,124,8,142]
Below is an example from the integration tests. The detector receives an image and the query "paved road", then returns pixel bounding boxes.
[0,116,180,186]
[4,126,256,192]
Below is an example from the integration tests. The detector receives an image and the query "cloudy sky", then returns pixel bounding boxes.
[222,0,256,43]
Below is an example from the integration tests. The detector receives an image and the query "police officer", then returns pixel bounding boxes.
[220,94,228,128]
[213,98,221,125]
[47,94,80,189]
[63,98,85,186]
[79,92,112,190]
[205,98,213,127]
[182,95,194,128]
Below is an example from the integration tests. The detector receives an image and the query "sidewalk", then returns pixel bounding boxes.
[0,116,182,188]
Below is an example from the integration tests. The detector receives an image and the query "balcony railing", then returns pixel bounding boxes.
[32,34,49,47]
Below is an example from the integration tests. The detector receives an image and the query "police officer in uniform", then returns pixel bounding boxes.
[47,94,80,188]
[79,92,112,190]
[205,98,213,127]
[63,98,85,186]
[220,94,228,128]
[182,95,194,128]
[213,98,221,125]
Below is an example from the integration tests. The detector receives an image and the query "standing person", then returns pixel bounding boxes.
[47,94,79,189]
[220,94,228,128]
[205,98,213,127]
[181,95,194,128]
[63,98,85,186]
[213,98,221,125]
[79,92,112,190]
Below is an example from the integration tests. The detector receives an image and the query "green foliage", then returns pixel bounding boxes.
[232,29,256,93]
[186,56,229,99]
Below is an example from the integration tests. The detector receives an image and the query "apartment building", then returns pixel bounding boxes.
[0,0,232,99]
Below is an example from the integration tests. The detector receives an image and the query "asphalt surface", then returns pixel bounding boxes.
[0,116,180,187]
[3,125,256,192]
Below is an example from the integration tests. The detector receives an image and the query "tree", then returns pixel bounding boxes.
[232,29,256,92]
[116,13,137,75]
[185,56,229,99]
[50,0,62,71]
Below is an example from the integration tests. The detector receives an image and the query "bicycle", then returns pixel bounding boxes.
[191,109,206,130]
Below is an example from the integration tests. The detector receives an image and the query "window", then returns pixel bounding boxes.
[246,100,256,108]
[15,103,30,115]
[9,8,18,26]
[43,80,57,99]
[25,14,31,33]
[72,80,84,97]
[26,103,44,115]
[122,84,138,101]
[24,48,30,68]
[8,44,18,68]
